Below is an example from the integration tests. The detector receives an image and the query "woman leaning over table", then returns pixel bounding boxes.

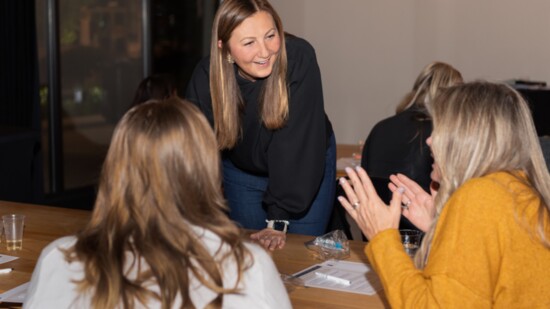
[185,0,335,250]
[24,99,291,309]
[339,82,550,308]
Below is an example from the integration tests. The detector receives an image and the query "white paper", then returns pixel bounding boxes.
[0,254,18,264]
[0,282,28,303]
[292,259,382,295]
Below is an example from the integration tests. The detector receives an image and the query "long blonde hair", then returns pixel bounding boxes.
[415,81,550,268]
[210,0,288,149]
[396,61,463,114]
[67,98,251,308]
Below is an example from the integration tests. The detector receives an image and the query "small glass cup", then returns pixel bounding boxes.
[351,140,364,161]
[400,229,422,258]
[3,214,25,251]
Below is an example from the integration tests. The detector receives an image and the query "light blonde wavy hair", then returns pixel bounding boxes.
[210,0,288,149]
[396,61,463,114]
[415,81,550,268]
[66,98,251,308]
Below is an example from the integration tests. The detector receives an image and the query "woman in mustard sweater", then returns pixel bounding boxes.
[339,81,550,308]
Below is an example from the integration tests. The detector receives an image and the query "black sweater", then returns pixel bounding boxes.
[361,108,433,194]
[185,35,333,220]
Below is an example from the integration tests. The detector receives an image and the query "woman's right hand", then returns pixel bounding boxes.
[388,174,437,232]
[250,228,286,251]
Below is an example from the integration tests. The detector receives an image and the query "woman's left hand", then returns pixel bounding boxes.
[338,166,403,240]
[250,228,286,251]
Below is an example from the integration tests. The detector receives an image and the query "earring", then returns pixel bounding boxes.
[227,54,235,64]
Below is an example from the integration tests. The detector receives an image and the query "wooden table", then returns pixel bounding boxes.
[0,201,91,295]
[0,201,387,308]
[271,234,388,308]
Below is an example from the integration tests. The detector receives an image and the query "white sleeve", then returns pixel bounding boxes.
[24,237,83,309]
[244,244,292,309]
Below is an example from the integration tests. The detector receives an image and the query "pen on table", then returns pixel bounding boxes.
[315,271,352,286]
[0,268,13,274]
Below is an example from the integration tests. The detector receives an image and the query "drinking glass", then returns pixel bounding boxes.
[400,229,422,258]
[3,214,25,251]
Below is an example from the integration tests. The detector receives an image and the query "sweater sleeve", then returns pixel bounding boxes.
[364,176,518,308]
[263,38,328,219]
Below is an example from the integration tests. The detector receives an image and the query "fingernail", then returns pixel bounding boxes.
[337,196,344,203]
[398,187,405,194]
[339,177,346,185]
[345,167,353,174]
[355,165,361,172]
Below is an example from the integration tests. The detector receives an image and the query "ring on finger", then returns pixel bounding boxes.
[352,201,360,210]
[402,200,411,209]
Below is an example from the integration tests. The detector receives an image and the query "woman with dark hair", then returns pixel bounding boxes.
[361,62,462,230]
[131,74,177,108]
[25,99,291,308]
[340,82,550,307]
[186,0,335,250]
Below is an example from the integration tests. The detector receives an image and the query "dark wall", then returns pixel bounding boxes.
[0,0,43,203]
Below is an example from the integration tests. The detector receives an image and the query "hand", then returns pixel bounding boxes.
[388,174,437,232]
[250,228,286,251]
[338,167,403,240]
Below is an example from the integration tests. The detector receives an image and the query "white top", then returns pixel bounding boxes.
[24,228,291,309]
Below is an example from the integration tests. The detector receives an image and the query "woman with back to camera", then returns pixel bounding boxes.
[340,82,550,307]
[186,0,335,250]
[24,99,291,308]
[360,62,462,231]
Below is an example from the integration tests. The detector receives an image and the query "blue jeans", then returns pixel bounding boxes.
[223,134,336,236]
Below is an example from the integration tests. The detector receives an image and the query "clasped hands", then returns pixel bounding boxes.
[338,166,437,240]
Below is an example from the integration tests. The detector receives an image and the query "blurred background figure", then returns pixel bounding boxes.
[25,99,291,308]
[360,61,462,231]
[131,73,177,108]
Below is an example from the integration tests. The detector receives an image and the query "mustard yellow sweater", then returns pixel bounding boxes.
[365,171,550,308]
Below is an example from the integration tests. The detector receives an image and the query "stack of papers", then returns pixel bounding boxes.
[0,283,28,303]
[0,254,18,264]
[292,259,382,295]
[0,253,27,304]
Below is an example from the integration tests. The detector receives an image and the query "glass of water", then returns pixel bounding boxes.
[400,229,422,258]
[3,214,25,251]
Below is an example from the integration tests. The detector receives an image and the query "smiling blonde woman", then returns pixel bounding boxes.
[339,82,550,308]
[186,0,336,251]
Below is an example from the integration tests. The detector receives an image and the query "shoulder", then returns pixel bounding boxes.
[447,171,535,217]
[455,171,530,199]
[187,55,210,85]
[368,112,416,140]
[189,55,211,81]
[285,34,316,58]
[285,34,319,78]
[196,55,210,71]
[39,236,77,260]
[25,236,81,307]
[33,236,78,276]
[373,110,420,128]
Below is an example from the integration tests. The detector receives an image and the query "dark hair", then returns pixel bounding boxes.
[131,74,176,108]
